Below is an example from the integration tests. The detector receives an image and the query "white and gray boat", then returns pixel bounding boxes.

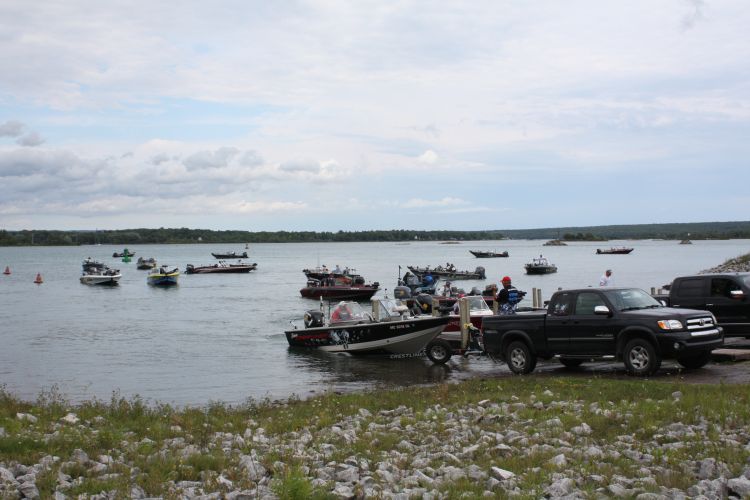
[80,259,122,286]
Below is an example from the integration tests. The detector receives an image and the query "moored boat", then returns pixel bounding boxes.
[185,261,258,274]
[469,250,509,258]
[407,265,486,280]
[147,266,180,286]
[82,258,107,273]
[300,274,379,301]
[112,249,135,258]
[80,265,121,286]
[211,251,248,259]
[285,299,450,356]
[596,247,634,255]
[136,257,157,270]
[524,255,558,274]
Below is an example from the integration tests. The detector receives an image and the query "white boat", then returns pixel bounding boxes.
[80,268,122,286]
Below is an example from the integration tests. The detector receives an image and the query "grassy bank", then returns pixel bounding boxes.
[2,378,750,498]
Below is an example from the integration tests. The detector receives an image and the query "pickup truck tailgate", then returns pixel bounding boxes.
[481,311,547,354]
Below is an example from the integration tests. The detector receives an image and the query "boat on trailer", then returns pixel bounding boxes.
[285,299,450,356]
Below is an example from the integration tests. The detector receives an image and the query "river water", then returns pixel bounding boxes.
[1,239,748,406]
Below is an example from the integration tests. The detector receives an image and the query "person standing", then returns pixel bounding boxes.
[599,269,613,287]
[496,276,522,314]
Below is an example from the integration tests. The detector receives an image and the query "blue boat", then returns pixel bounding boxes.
[147,266,180,286]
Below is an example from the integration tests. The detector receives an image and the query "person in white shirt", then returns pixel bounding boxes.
[599,269,613,286]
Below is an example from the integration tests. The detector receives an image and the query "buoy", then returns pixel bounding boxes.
[3,266,9,275]
[34,273,43,284]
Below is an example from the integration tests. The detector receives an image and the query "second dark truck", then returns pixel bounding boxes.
[481,287,723,376]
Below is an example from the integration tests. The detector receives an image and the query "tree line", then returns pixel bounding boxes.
[1,221,749,246]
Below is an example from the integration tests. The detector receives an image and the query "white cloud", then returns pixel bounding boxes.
[400,197,468,209]
[418,150,438,164]
[0,120,25,137]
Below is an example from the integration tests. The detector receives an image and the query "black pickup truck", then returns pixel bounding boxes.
[653,273,750,338]
[481,287,723,376]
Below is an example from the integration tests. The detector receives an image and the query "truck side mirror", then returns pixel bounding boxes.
[730,290,745,299]
[594,305,611,316]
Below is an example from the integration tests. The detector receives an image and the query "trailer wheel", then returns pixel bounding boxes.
[623,338,661,376]
[426,339,453,364]
[506,341,536,374]
[677,350,711,370]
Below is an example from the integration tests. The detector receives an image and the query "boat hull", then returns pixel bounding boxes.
[186,264,257,274]
[285,316,450,354]
[211,252,248,259]
[469,251,509,258]
[300,286,378,301]
[596,248,634,254]
[407,266,486,280]
[525,266,557,275]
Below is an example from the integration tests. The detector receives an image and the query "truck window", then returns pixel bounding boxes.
[711,278,741,298]
[575,292,606,315]
[675,278,704,297]
[550,292,575,316]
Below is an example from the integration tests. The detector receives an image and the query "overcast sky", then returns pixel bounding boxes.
[1,1,748,231]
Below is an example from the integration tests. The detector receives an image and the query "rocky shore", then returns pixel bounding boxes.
[2,378,750,499]
[700,252,750,273]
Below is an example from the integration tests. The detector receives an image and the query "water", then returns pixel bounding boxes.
[1,239,748,406]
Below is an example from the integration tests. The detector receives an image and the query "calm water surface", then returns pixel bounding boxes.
[1,239,748,405]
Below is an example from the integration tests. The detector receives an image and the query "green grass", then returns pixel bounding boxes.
[1,377,749,497]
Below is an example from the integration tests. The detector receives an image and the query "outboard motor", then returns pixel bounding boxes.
[186,264,194,273]
[393,286,412,300]
[354,276,365,285]
[414,293,433,314]
[303,310,325,328]
[475,266,486,279]
[469,286,481,296]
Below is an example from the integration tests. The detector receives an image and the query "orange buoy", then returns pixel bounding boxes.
[3,266,9,275]
[34,273,43,284]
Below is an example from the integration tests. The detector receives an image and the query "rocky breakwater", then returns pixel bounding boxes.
[1,379,750,498]
[701,252,750,274]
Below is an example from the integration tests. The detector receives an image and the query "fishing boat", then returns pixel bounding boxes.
[211,251,248,259]
[469,250,509,258]
[285,298,450,356]
[82,258,107,273]
[596,247,634,255]
[112,249,135,258]
[407,265,486,280]
[524,255,558,274]
[300,274,379,301]
[679,239,693,245]
[543,239,567,246]
[303,265,355,281]
[80,265,121,286]
[185,261,258,274]
[136,257,157,270]
[147,266,180,286]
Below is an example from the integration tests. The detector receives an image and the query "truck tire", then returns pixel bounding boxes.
[559,358,584,368]
[426,339,453,364]
[506,341,537,375]
[677,350,711,370]
[623,338,661,376]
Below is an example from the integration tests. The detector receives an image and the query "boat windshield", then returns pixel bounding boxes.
[330,301,368,323]
[376,298,408,319]
[466,296,492,313]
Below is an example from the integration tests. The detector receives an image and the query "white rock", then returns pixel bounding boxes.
[332,484,355,498]
[335,466,360,483]
[71,449,89,465]
[217,474,233,488]
[671,391,683,400]
[239,455,267,482]
[18,482,40,499]
[60,413,79,425]
[571,423,592,436]
[545,477,575,497]
[0,466,15,482]
[16,413,38,423]
[0,427,5,437]
[490,466,515,481]
[549,454,567,467]
[585,446,604,458]
[543,390,554,397]
[728,476,750,497]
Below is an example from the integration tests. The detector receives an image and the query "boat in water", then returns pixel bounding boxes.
[407,265,486,281]
[112,249,135,258]
[285,298,450,356]
[596,247,634,255]
[543,239,567,246]
[80,259,121,286]
[211,251,248,259]
[679,239,693,245]
[185,261,258,274]
[524,255,558,274]
[136,257,157,270]
[147,266,180,286]
[469,250,509,258]
[300,274,379,301]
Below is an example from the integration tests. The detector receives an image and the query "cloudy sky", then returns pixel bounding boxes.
[1,1,748,231]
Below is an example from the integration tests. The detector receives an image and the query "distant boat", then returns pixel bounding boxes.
[112,249,135,258]
[147,267,180,286]
[136,257,157,270]
[185,262,257,274]
[596,247,634,255]
[407,265,486,280]
[543,239,567,246]
[469,250,509,258]
[211,251,248,259]
[679,239,693,245]
[524,255,558,275]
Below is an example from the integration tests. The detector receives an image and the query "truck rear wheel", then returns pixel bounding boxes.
[623,338,661,376]
[506,341,536,374]
[677,350,711,370]
[426,339,453,364]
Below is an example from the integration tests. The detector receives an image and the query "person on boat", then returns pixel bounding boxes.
[496,276,522,314]
[334,264,342,274]
[331,303,352,322]
[599,269,613,287]
[442,281,452,296]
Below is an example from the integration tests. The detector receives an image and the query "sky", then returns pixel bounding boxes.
[1,0,749,232]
